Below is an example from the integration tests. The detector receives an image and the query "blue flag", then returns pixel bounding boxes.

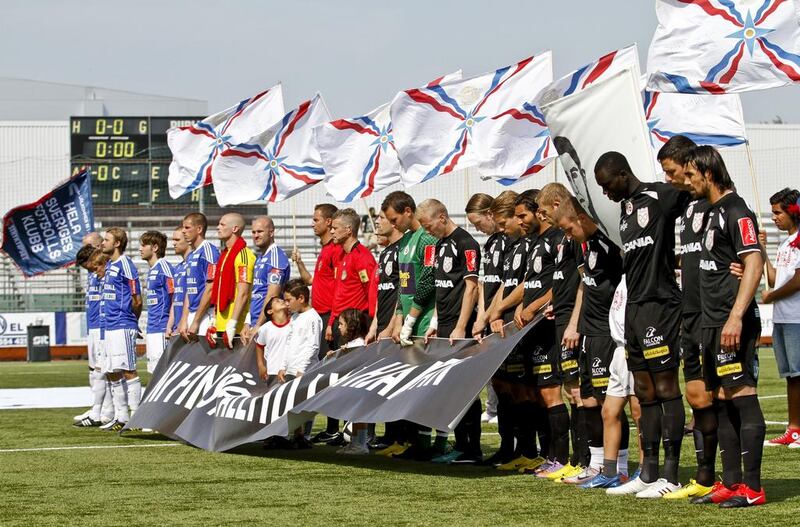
[2,170,94,277]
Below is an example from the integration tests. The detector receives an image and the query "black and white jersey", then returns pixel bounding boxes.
[523,227,559,307]
[579,229,623,336]
[502,235,533,300]
[620,181,689,304]
[678,199,711,314]
[552,231,583,324]
[481,232,507,311]
[434,227,480,328]
[375,240,400,332]
[699,192,761,327]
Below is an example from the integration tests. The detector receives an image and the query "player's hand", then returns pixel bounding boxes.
[758,231,767,249]
[277,369,286,383]
[325,326,333,342]
[391,324,401,343]
[398,315,416,346]
[258,363,268,382]
[487,307,501,323]
[471,318,486,340]
[490,319,505,338]
[365,326,377,344]
[165,327,172,339]
[729,262,744,280]
[377,325,393,341]
[761,289,773,304]
[188,319,201,342]
[721,314,743,353]
[562,324,580,350]
[291,248,303,264]
[240,324,252,345]
[513,304,525,329]
[448,327,466,345]
[224,320,236,349]
[424,326,437,344]
[178,319,190,342]
[544,304,555,320]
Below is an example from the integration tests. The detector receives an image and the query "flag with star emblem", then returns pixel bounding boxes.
[390,52,553,187]
[167,84,284,198]
[315,71,462,203]
[647,0,800,93]
[211,94,331,205]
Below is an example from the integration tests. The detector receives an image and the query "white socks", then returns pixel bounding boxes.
[589,446,604,471]
[126,377,142,414]
[101,381,114,421]
[111,380,129,422]
[89,370,106,421]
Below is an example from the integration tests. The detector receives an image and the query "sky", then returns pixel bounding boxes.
[1,0,798,123]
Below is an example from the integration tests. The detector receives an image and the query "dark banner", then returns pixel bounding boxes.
[126,317,541,452]
[1,170,94,276]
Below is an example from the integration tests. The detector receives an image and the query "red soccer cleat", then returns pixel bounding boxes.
[690,481,738,505]
[719,484,767,508]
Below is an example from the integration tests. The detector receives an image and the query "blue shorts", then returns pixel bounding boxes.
[773,323,800,378]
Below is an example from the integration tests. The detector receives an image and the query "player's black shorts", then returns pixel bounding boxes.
[625,299,681,373]
[494,310,532,383]
[527,318,560,388]
[702,316,761,390]
[579,334,615,399]
[680,311,704,382]
[555,320,580,383]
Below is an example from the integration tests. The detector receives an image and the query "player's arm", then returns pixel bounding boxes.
[494,283,524,318]
[563,281,584,350]
[190,258,216,335]
[473,287,503,338]
[518,289,552,328]
[722,250,763,352]
[450,277,478,342]
[178,294,190,338]
[291,248,313,285]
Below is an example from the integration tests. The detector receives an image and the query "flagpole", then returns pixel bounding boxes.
[464,170,470,228]
[361,198,376,234]
[744,140,769,292]
[291,198,297,250]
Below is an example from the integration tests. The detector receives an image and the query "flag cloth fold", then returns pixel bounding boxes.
[167,84,285,198]
[647,0,800,94]
[212,94,332,205]
[316,71,462,203]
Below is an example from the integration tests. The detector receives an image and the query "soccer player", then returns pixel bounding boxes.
[278,279,322,382]
[536,183,586,478]
[98,227,143,431]
[166,228,190,338]
[208,213,255,349]
[255,297,291,385]
[242,215,290,344]
[381,191,440,459]
[553,197,629,488]
[761,188,800,448]
[417,198,482,464]
[366,211,403,343]
[594,151,689,497]
[656,135,720,500]
[178,213,220,341]
[139,231,174,373]
[685,146,766,507]
[466,193,504,424]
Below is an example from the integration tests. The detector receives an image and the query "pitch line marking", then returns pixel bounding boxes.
[0,443,181,453]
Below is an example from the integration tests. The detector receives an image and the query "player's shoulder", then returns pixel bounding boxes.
[269,244,291,268]
[200,240,220,260]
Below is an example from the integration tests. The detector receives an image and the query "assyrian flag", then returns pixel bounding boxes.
[647,0,800,94]
[167,84,284,198]
[315,71,462,203]
[211,94,331,205]
[390,52,553,187]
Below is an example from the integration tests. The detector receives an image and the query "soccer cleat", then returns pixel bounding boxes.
[327,433,347,447]
[545,463,576,481]
[536,461,564,478]
[635,478,681,498]
[310,430,340,444]
[606,475,652,496]
[72,409,91,421]
[527,459,554,475]
[73,417,101,427]
[291,435,313,450]
[552,464,585,482]
[478,450,515,467]
[718,484,766,508]
[336,442,369,455]
[662,479,714,500]
[431,450,463,464]
[561,466,599,485]
[368,436,392,450]
[690,482,738,504]
[376,442,407,457]
[579,472,627,489]
[514,455,546,472]
[764,427,800,446]
[451,451,483,464]
[99,419,126,432]
[497,455,542,472]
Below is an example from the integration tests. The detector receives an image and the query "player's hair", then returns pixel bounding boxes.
[594,151,633,177]
[75,244,96,268]
[339,308,370,344]
[140,231,167,258]
[314,204,339,219]
[514,189,540,213]
[418,199,448,219]
[465,193,494,214]
[554,195,588,222]
[88,248,109,269]
[686,145,733,191]
[488,190,518,218]
[381,191,416,214]
[537,182,572,207]
[285,278,310,303]
[183,212,208,236]
[770,187,800,222]
[657,135,698,165]
[333,208,361,235]
[106,227,128,253]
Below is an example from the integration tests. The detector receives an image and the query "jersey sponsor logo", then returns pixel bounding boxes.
[147,297,158,306]
[531,364,552,375]
[442,256,453,273]
[623,236,654,253]
[465,249,477,272]
[358,269,369,283]
[524,279,542,289]
[705,230,715,250]
[560,359,578,371]
[483,275,501,283]
[582,276,597,287]
[679,242,702,255]
[512,253,522,270]
[643,326,665,347]
[643,345,669,359]
[692,212,704,233]
[637,207,649,228]
[591,377,610,387]
[738,217,758,246]
[435,279,454,288]
[399,270,410,289]
[423,245,436,266]
[625,201,633,216]
[716,362,743,376]
[377,282,395,291]
[533,256,542,274]
[552,270,564,280]
[504,278,519,287]
[588,251,597,270]
[267,268,283,284]
[699,259,718,271]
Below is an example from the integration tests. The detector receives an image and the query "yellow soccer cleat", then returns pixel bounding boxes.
[662,479,714,500]
[553,464,585,482]
[376,442,407,457]
[497,455,541,471]
[546,463,576,481]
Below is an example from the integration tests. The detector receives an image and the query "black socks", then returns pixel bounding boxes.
[692,404,719,487]
[732,395,766,491]
[639,400,663,483]
[547,404,571,464]
[662,396,686,485]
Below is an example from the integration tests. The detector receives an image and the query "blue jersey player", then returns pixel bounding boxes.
[140,231,174,374]
[178,213,220,340]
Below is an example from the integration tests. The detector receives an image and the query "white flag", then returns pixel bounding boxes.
[315,71,462,203]
[390,52,554,187]
[647,0,800,93]
[167,84,284,198]
[542,69,657,247]
[211,94,331,205]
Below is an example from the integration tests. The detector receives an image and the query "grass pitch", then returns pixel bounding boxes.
[0,352,798,526]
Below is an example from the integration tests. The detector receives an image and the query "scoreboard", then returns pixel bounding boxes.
[69,116,208,205]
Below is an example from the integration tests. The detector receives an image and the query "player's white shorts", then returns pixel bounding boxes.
[187,309,214,335]
[104,328,138,372]
[87,328,101,369]
[145,332,167,373]
[606,346,633,398]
